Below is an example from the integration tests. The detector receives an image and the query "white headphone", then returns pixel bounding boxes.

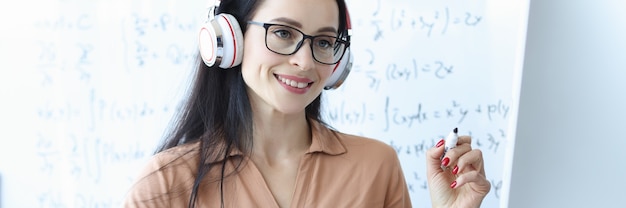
[198,0,353,90]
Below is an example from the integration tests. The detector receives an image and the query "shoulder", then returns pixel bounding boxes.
[334,131,398,162]
[131,141,200,186]
[313,129,411,206]
[123,141,201,206]
[147,141,201,172]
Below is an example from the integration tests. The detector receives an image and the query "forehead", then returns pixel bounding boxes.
[252,0,340,31]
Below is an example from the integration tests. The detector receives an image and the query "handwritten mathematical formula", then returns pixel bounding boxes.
[19,1,515,208]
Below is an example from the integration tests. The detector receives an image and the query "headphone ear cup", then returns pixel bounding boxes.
[215,14,244,68]
[198,13,244,69]
[324,47,353,90]
[199,20,218,67]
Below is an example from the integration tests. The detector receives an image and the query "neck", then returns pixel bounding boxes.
[251,112,312,162]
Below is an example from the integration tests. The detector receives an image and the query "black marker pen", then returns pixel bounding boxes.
[440,127,459,162]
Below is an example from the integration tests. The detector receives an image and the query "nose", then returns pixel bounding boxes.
[289,39,316,71]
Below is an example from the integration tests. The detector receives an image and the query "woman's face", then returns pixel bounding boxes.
[241,0,340,116]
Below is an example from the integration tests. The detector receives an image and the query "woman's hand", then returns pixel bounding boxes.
[426,135,491,208]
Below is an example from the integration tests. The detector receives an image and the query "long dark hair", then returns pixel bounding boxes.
[155,0,350,207]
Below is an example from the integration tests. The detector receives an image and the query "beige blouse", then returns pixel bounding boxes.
[123,120,412,207]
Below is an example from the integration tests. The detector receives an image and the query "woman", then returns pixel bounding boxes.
[123,0,490,207]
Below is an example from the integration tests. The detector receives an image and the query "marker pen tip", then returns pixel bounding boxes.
[453,127,458,134]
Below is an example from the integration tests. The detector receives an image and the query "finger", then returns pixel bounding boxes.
[451,170,491,194]
[456,149,486,176]
[426,138,446,176]
[457,135,472,145]
[440,141,472,169]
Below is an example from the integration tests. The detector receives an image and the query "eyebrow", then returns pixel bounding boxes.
[269,17,338,34]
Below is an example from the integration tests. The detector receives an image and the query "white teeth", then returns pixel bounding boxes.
[279,76,309,89]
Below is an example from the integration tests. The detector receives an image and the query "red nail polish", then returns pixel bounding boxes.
[450,181,457,189]
[452,165,459,174]
[441,157,450,167]
[436,139,444,148]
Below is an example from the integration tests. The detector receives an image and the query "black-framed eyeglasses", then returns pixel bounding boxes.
[248,21,350,65]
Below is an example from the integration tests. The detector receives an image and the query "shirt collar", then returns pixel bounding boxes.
[205,119,347,163]
[306,119,347,155]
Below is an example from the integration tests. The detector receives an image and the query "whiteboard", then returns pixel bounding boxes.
[0,0,529,207]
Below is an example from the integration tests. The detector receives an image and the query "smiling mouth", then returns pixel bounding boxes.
[276,75,312,89]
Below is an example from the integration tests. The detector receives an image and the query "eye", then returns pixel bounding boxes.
[269,25,298,40]
[314,36,336,49]
[272,29,292,39]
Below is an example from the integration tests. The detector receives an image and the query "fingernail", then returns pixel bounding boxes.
[436,139,444,148]
[452,165,459,174]
[450,181,457,189]
[441,157,450,167]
